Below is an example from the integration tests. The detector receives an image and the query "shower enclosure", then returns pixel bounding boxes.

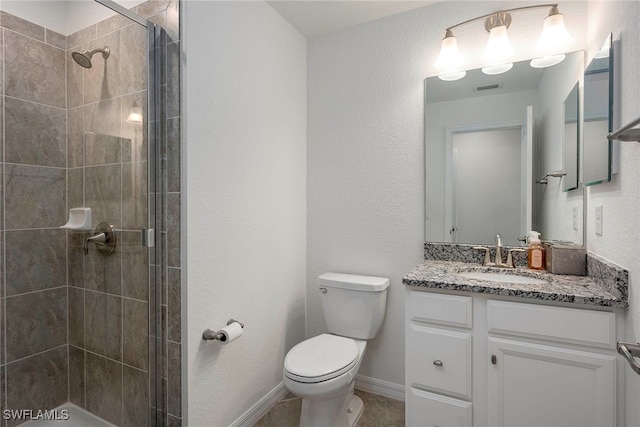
[0,0,165,425]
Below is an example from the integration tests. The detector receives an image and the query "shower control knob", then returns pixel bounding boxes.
[433,360,443,367]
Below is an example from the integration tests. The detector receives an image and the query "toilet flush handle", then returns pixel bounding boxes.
[318,287,327,294]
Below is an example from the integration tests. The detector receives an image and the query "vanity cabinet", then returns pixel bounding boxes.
[406,291,474,427]
[406,289,622,427]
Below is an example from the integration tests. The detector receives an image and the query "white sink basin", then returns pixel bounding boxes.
[457,271,547,285]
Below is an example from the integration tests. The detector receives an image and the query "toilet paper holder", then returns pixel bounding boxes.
[202,319,244,341]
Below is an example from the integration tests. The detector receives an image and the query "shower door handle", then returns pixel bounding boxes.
[141,228,155,247]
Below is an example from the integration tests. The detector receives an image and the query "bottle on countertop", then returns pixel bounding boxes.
[527,231,545,270]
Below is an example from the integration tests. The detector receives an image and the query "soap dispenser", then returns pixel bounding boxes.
[527,231,545,270]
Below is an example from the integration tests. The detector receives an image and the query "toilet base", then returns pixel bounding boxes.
[298,384,363,427]
[347,395,364,426]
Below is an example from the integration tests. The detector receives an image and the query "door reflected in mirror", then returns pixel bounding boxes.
[449,124,530,246]
[425,52,584,246]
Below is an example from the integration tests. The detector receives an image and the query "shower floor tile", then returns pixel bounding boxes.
[21,403,115,427]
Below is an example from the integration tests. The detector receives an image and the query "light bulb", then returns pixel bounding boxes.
[530,54,566,68]
[482,63,513,75]
[438,71,466,81]
[536,7,572,54]
[483,25,513,64]
[127,103,144,124]
[434,30,463,71]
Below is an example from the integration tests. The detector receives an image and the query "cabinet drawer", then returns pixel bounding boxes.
[487,300,615,348]
[407,325,472,399]
[408,291,472,328]
[408,388,472,427]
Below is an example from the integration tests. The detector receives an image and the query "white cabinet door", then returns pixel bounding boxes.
[488,337,616,427]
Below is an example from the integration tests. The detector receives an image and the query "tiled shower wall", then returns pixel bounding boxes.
[0,10,69,422]
[0,1,182,426]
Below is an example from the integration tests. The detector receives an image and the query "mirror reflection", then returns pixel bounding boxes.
[562,83,579,191]
[425,51,584,246]
[583,34,613,186]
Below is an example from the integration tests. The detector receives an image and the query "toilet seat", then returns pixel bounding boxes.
[284,334,358,383]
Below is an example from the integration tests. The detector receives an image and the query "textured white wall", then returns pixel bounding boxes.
[585,2,640,425]
[307,0,586,388]
[307,6,428,387]
[184,1,307,425]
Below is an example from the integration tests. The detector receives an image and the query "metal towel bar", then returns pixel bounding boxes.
[608,116,640,142]
[617,341,640,374]
[535,170,566,184]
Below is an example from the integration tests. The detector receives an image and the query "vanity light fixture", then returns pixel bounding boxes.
[126,101,143,125]
[434,3,572,81]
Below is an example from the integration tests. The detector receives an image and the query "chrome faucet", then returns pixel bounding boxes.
[495,234,503,266]
[473,234,526,268]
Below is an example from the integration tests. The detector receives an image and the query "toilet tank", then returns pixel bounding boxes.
[318,273,390,340]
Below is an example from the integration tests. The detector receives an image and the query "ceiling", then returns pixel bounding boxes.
[267,0,436,38]
[0,0,147,35]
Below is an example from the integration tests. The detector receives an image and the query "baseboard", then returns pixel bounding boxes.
[230,382,289,427]
[355,375,405,402]
[230,375,403,426]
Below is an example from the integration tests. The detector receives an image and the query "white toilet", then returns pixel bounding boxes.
[283,272,390,427]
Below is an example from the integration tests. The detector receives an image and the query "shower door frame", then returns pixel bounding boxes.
[93,1,164,424]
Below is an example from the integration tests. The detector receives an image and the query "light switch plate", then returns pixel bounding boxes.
[595,206,603,236]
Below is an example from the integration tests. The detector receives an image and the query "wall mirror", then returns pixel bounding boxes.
[562,83,579,191]
[583,33,614,186]
[425,51,584,247]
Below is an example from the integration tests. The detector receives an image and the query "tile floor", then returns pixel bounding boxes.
[254,389,405,427]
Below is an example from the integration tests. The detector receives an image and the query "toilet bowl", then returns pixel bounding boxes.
[283,273,390,427]
[283,334,367,427]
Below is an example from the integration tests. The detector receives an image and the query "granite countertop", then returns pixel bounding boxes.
[403,260,628,308]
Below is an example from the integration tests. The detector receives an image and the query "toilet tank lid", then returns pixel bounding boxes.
[318,273,390,292]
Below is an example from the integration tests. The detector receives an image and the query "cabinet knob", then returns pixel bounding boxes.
[491,354,497,365]
[433,360,443,367]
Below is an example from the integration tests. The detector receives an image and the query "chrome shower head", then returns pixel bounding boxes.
[71,47,110,69]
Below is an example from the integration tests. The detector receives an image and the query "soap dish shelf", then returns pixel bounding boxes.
[60,207,92,230]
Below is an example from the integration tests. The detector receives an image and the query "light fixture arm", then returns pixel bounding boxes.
[445,3,559,32]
